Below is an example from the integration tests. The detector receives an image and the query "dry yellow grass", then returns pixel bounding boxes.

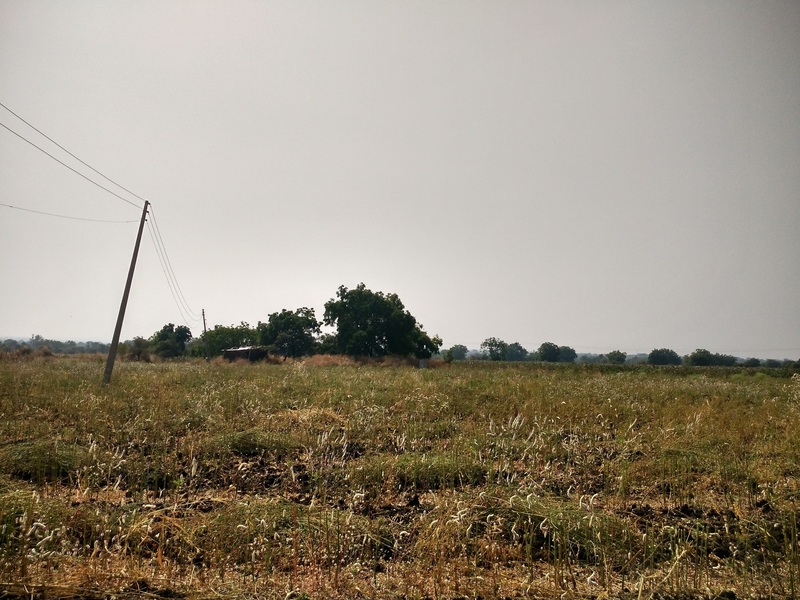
[0,357,798,599]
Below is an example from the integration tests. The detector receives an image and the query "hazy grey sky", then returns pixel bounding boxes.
[1,1,798,359]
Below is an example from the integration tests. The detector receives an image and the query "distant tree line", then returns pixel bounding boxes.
[0,335,110,355]
[5,298,797,370]
[645,348,796,368]
[119,283,441,362]
[442,339,581,363]
[441,340,798,369]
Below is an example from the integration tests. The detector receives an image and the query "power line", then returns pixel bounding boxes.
[146,221,199,326]
[0,120,142,209]
[148,211,200,321]
[145,206,200,324]
[1,102,202,329]
[0,202,138,223]
[146,222,192,326]
[148,205,201,320]
[0,101,150,207]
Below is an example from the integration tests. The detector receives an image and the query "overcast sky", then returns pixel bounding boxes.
[1,1,798,359]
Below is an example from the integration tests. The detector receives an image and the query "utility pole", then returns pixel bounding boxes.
[202,308,210,361]
[103,201,149,385]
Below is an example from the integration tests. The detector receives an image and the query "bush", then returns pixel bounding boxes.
[648,348,682,365]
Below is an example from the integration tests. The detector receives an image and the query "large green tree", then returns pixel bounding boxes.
[126,337,151,361]
[195,322,257,357]
[506,342,529,361]
[648,348,682,366]
[257,308,320,360]
[150,323,192,359]
[558,345,577,363]
[536,342,561,362]
[685,349,738,367]
[684,348,713,366]
[447,344,469,361]
[323,283,441,358]
[481,337,508,361]
[606,350,627,365]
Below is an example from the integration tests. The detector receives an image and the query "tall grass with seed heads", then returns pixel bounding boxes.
[0,355,798,598]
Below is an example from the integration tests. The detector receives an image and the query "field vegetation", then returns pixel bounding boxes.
[1,354,799,599]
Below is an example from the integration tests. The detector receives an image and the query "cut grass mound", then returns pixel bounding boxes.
[0,440,89,484]
[203,428,304,459]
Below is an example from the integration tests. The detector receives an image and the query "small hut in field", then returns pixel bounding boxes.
[222,346,269,362]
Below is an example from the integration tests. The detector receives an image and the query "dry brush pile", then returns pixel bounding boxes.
[0,356,798,599]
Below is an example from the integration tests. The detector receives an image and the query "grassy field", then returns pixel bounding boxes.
[0,355,798,599]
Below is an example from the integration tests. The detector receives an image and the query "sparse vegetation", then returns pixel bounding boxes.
[0,356,798,598]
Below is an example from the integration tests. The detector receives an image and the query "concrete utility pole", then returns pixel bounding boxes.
[103,200,149,385]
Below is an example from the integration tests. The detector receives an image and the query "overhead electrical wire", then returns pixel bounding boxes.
[0,202,138,223]
[149,206,201,320]
[147,205,201,322]
[1,100,202,327]
[0,120,142,209]
[147,223,196,327]
[0,101,149,208]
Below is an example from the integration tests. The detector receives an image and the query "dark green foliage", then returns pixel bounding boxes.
[448,344,468,361]
[481,337,508,361]
[323,283,441,358]
[506,342,529,361]
[685,348,713,366]
[150,323,192,359]
[126,337,151,361]
[257,307,320,360]
[195,322,257,357]
[648,348,682,365]
[606,350,627,364]
[316,333,339,355]
[533,342,576,363]
[558,345,577,363]
[479,339,529,362]
[0,339,21,352]
[685,349,739,367]
[714,354,738,367]
[536,342,561,362]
